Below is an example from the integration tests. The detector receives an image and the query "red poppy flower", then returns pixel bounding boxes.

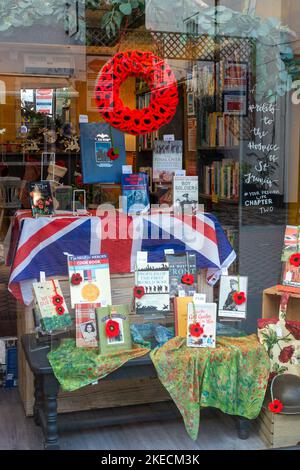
[285,322,300,340]
[105,319,120,338]
[107,148,120,161]
[181,274,195,285]
[56,305,65,315]
[233,291,246,305]
[134,286,145,299]
[70,273,83,286]
[279,345,295,363]
[189,323,204,338]
[52,294,64,306]
[289,253,300,267]
[268,399,283,413]
[75,174,83,187]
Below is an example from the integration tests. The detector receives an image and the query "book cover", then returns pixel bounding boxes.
[96,304,132,355]
[139,166,153,190]
[68,254,112,308]
[281,226,300,288]
[28,181,54,216]
[173,176,198,213]
[54,185,73,211]
[187,302,216,348]
[174,296,193,337]
[165,252,197,298]
[135,262,170,316]
[153,140,182,183]
[75,303,100,348]
[218,275,248,319]
[121,173,150,215]
[32,280,72,333]
[80,123,126,184]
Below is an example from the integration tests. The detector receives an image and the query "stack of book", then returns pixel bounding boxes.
[203,159,239,200]
[201,112,240,148]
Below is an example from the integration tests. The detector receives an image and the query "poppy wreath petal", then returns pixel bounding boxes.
[268,399,283,414]
[134,286,145,299]
[290,253,300,267]
[181,274,195,285]
[95,50,178,135]
[105,319,120,338]
[233,291,247,305]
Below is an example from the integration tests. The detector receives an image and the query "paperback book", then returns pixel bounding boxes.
[96,304,132,355]
[121,173,150,215]
[187,302,216,348]
[165,252,197,297]
[153,140,183,183]
[28,181,54,216]
[75,303,100,348]
[32,280,72,333]
[68,254,112,308]
[135,262,170,316]
[173,176,198,213]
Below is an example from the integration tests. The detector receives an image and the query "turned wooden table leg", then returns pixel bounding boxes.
[33,374,43,426]
[42,375,60,450]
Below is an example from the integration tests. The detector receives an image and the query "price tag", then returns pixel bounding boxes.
[193,293,206,304]
[136,251,148,266]
[178,289,186,297]
[39,271,46,282]
[79,115,88,123]
[164,249,175,255]
[285,271,292,282]
[163,134,175,141]
[122,165,132,174]
[175,170,186,177]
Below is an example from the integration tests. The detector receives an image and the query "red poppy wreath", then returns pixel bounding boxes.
[94,50,179,135]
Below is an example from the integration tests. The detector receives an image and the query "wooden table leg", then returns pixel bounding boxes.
[33,374,43,426]
[42,375,60,450]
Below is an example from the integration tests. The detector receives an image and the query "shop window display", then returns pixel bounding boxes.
[0,0,300,453]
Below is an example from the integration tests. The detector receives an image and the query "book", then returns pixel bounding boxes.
[68,254,112,308]
[174,296,193,337]
[187,302,216,348]
[54,185,73,211]
[28,181,54,216]
[281,226,300,288]
[32,280,72,333]
[202,160,239,200]
[139,166,153,190]
[165,252,197,297]
[100,184,121,208]
[75,303,100,348]
[218,275,248,319]
[135,262,170,316]
[96,304,132,355]
[153,140,183,183]
[173,176,198,213]
[80,123,126,184]
[155,183,173,207]
[121,173,150,215]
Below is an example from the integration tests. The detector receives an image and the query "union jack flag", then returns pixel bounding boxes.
[8,211,235,305]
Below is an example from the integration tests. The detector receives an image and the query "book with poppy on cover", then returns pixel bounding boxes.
[165,252,197,298]
[96,304,132,355]
[67,254,112,308]
[28,181,54,216]
[32,280,72,333]
[186,302,216,348]
[75,303,100,348]
[281,226,300,289]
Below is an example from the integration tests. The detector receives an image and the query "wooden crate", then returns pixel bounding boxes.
[262,286,300,321]
[256,403,300,448]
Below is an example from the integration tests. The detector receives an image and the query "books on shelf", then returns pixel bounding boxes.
[137,93,159,150]
[200,112,240,148]
[203,159,239,200]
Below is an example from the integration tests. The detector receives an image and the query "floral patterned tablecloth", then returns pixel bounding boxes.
[150,334,270,440]
[47,339,150,392]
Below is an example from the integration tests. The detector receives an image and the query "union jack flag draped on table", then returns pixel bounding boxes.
[7,211,235,305]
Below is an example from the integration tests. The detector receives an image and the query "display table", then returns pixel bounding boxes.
[7,210,235,305]
[22,334,251,450]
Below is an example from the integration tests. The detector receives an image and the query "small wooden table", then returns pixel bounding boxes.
[22,334,251,450]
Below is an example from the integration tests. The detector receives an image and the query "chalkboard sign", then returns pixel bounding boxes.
[241,86,285,225]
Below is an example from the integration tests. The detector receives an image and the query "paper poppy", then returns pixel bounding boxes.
[107,148,120,161]
[70,273,83,286]
[55,305,65,316]
[181,274,195,285]
[95,50,178,136]
[105,319,120,338]
[189,323,204,338]
[233,291,247,305]
[52,293,64,306]
[268,399,283,414]
[289,253,300,267]
[134,286,145,299]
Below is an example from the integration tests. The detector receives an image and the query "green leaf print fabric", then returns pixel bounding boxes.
[47,339,150,392]
[150,334,270,440]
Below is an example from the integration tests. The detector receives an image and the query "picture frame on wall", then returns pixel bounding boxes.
[187,92,195,116]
